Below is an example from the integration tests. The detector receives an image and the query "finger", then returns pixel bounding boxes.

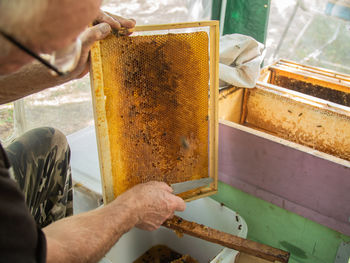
[75,23,111,77]
[145,181,173,192]
[80,23,111,49]
[99,12,122,30]
[116,16,136,29]
[171,196,186,212]
[105,11,136,28]
[162,183,174,193]
[125,18,136,35]
[157,182,174,192]
[167,212,175,220]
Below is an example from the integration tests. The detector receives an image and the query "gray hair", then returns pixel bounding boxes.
[0,0,47,55]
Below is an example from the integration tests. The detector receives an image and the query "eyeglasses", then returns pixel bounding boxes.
[0,29,82,76]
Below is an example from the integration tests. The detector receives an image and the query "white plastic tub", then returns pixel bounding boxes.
[101,197,247,263]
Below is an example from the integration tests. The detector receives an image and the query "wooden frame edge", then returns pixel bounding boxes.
[184,189,218,202]
[134,21,219,31]
[219,119,350,169]
[279,59,350,80]
[240,88,250,125]
[209,21,219,195]
[269,66,350,93]
[90,41,115,204]
[256,81,350,116]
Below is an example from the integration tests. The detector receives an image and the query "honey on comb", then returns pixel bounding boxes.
[99,31,210,196]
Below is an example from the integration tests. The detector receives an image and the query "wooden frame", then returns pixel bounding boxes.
[90,21,219,204]
[273,59,350,85]
[260,59,350,93]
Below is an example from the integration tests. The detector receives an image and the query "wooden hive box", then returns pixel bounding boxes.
[218,60,350,235]
[90,21,219,204]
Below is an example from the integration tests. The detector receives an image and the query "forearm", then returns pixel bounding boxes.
[43,199,138,263]
[0,61,73,104]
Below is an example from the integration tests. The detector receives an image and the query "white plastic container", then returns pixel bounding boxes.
[101,197,247,263]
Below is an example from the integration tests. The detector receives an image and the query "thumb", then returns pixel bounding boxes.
[81,23,112,49]
[70,23,111,80]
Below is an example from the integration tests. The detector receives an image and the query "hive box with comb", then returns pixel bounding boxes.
[90,21,219,204]
[218,60,350,235]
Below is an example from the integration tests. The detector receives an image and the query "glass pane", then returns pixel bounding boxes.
[102,0,212,24]
[266,0,350,74]
[24,75,94,136]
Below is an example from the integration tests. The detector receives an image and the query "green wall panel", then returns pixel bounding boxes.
[212,0,270,44]
[211,0,222,22]
[211,182,350,263]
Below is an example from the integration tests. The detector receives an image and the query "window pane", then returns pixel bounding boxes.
[24,75,94,136]
[266,0,350,74]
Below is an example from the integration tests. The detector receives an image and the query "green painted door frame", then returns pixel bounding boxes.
[211,0,271,44]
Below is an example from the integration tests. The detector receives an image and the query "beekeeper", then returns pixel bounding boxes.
[0,1,186,262]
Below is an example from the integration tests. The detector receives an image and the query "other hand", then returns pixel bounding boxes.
[68,10,136,79]
[115,181,186,231]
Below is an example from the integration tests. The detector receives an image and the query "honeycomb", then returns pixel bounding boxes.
[133,245,198,263]
[273,75,350,106]
[99,31,210,197]
[244,87,350,161]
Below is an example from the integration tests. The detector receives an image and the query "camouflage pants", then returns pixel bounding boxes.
[5,127,73,228]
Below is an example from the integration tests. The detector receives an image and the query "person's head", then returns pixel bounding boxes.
[0,0,102,75]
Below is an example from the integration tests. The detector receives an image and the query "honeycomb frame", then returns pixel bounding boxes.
[90,21,219,204]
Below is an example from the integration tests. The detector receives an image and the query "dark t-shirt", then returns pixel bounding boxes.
[0,143,46,262]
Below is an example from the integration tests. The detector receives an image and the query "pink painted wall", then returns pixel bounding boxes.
[219,122,350,235]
